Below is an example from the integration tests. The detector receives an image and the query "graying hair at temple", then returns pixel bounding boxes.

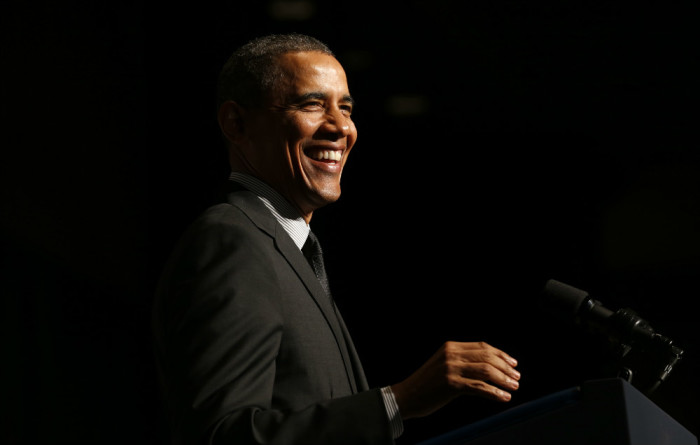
[216,33,335,109]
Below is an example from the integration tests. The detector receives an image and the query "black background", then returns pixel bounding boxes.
[2,1,698,443]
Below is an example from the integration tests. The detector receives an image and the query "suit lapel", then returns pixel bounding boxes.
[272,224,360,394]
[225,189,362,394]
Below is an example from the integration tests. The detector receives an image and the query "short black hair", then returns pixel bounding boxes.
[216,33,335,109]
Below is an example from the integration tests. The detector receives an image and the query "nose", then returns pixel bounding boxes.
[323,107,353,138]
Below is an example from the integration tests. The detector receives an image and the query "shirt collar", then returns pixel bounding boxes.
[228,172,310,249]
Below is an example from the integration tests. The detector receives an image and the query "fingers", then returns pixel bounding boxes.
[461,370,518,403]
[457,341,518,369]
[442,341,521,402]
[392,340,522,419]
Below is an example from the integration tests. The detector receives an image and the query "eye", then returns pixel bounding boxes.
[300,101,324,111]
[340,104,353,116]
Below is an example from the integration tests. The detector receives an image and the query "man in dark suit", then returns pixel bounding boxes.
[153,33,521,444]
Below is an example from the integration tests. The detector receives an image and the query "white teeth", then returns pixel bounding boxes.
[310,150,341,161]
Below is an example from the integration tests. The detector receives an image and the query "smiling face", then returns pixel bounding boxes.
[224,51,357,223]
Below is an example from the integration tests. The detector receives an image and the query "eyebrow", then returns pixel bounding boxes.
[293,92,355,107]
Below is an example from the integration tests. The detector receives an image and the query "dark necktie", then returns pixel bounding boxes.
[302,231,360,392]
[302,231,332,299]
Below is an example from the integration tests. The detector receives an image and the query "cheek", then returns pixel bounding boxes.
[279,118,316,154]
[262,121,303,155]
[349,122,358,147]
[296,116,322,138]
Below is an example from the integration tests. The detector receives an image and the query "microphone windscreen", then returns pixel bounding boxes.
[541,279,590,319]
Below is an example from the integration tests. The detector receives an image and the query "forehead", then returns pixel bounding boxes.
[273,51,350,98]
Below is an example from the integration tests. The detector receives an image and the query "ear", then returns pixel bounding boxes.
[217,100,247,145]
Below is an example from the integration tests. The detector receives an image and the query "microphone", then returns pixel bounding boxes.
[542,279,651,346]
[540,279,683,394]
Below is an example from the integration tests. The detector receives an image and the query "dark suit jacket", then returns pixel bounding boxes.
[153,187,394,444]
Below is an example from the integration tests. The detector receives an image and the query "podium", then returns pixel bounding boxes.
[418,378,697,445]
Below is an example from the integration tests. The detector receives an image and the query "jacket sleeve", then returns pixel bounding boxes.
[153,209,394,445]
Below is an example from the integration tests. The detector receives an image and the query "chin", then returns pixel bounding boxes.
[310,184,342,208]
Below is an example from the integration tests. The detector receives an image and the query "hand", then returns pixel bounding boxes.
[390,341,520,419]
